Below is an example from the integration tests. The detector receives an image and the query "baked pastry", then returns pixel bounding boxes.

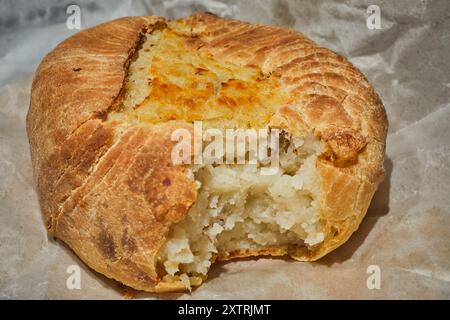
[26,13,388,292]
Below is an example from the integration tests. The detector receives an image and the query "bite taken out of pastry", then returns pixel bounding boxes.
[26,13,388,292]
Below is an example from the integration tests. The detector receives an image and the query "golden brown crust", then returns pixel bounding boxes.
[26,16,198,292]
[55,122,197,291]
[27,16,164,231]
[27,13,387,292]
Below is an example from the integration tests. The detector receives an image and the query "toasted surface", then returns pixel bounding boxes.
[27,13,387,292]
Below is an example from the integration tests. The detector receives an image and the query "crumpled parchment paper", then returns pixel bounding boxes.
[1,0,449,299]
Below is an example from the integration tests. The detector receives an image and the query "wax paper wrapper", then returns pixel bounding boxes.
[0,0,449,299]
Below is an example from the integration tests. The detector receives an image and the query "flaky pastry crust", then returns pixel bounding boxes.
[27,13,387,292]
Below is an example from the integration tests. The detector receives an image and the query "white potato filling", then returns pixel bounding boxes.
[159,133,325,278]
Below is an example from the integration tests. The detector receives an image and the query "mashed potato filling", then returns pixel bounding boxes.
[159,132,325,280]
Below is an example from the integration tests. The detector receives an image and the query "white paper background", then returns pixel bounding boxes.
[0,0,449,299]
